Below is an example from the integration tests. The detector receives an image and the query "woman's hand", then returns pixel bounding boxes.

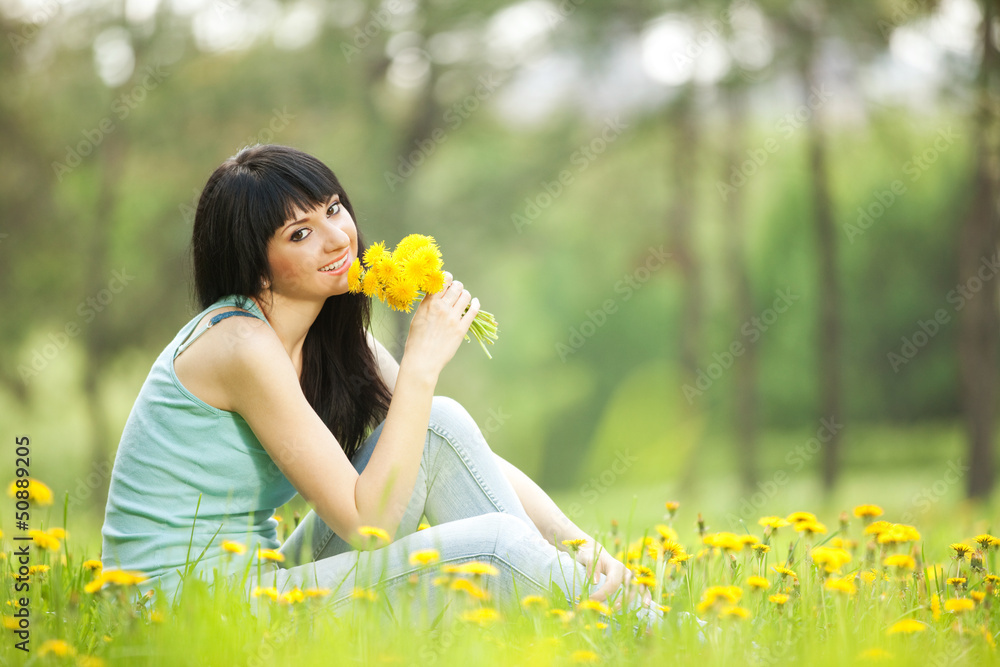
[401,271,480,380]
[575,539,653,611]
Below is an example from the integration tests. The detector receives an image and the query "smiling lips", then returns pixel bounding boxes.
[319,251,350,273]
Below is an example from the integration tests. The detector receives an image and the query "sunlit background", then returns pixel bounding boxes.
[1,0,997,550]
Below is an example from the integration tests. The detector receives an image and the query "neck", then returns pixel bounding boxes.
[251,292,324,369]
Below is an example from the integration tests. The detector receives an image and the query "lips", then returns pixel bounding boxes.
[319,250,350,272]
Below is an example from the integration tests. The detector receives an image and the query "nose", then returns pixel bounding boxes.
[322,218,351,250]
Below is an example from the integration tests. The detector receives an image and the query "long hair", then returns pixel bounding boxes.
[191,144,393,460]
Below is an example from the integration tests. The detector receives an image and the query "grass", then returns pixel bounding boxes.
[3,466,1000,666]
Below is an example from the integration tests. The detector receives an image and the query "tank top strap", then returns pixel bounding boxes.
[174,296,271,359]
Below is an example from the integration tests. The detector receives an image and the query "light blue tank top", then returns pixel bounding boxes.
[100,294,298,599]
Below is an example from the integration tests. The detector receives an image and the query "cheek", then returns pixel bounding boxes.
[268,249,305,282]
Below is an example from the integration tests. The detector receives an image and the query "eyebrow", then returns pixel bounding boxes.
[283,195,340,228]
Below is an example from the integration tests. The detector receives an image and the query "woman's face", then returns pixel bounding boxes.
[264,194,358,300]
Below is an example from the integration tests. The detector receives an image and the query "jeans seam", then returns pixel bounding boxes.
[427,421,506,515]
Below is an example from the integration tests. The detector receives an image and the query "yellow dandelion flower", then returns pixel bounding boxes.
[655,524,679,542]
[442,561,499,576]
[971,591,986,603]
[521,595,549,609]
[78,657,107,667]
[7,478,54,505]
[975,534,999,550]
[769,593,790,605]
[947,577,967,587]
[408,549,440,566]
[393,233,435,259]
[857,648,893,661]
[27,530,60,551]
[759,516,790,530]
[887,619,927,635]
[696,585,742,613]
[883,554,916,571]
[460,608,500,625]
[829,537,857,549]
[47,527,68,539]
[450,578,489,600]
[357,526,391,544]
[931,593,942,620]
[84,570,148,593]
[703,532,742,551]
[630,564,654,578]
[661,540,687,561]
[561,538,588,550]
[385,278,419,313]
[772,565,798,579]
[363,241,388,268]
[747,576,770,590]
[350,588,377,602]
[251,587,278,600]
[83,559,103,571]
[2,615,20,630]
[221,541,247,555]
[570,650,599,663]
[149,610,165,623]
[256,548,285,562]
[665,501,680,513]
[950,543,975,559]
[28,565,49,575]
[853,505,884,519]
[347,258,363,292]
[786,511,817,524]
[38,639,76,657]
[860,570,879,585]
[945,598,975,613]
[304,587,331,598]
[669,553,692,565]
[864,520,893,536]
[982,624,996,648]
[985,574,1000,586]
[547,608,573,621]
[752,544,771,555]
[361,267,380,297]
[719,606,751,620]
[877,524,920,544]
[825,577,857,595]
[278,588,305,605]
[738,534,760,547]
[810,546,852,573]
[576,599,612,615]
[634,575,656,587]
[795,520,828,536]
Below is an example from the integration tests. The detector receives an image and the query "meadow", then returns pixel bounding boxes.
[3,433,1000,667]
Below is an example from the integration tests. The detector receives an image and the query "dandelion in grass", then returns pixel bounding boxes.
[971,591,986,603]
[521,595,549,610]
[769,593,790,605]
[664,501,680,518]
[887,619,927,635]
[27,564,49,576]
[278,588,305,605]
[570,649,599,663]
[825,577,857,596]
[39,640,76,658]
[548,609,573,623]
[576,599,612,616]
[27,529,60,551]
[696,586,742,614]
[786,511,817,524]
[252,586,278,600]
[408,548,440,566]
[82,559,103,572]
[221,540,247,555]
[772,565,798,580]
[719,606,751,620]
[795,520,828,537]
[752,544,771,557]
[562,538,587,551]
[857,648,893,661]
[6,478,54,505]
[304,587,331,598]
[931,593,942,620]
[351,588,377,602]
[357,525,391,546]
[759,516,790,531]
[461,608,501,626]
[669,552,692,566]
[883,554,916,573]
[348,234,498,357]
[950,543,975,559]
[985,574,1000,587]
[853,504,884,521]
[256,548,285,563]
[738,534,760,549]
[864,520,894,537]
[442,561,499,576]
[747,576,770,590]
[876,524,921,544]
[85,570,148,593]
[450,578,489,600]
[704,532,742,552]
[947,577,967,589]
[830,537,858,550]
[974,534,999,550]
[945,598,975,614]
[810,546,852,574]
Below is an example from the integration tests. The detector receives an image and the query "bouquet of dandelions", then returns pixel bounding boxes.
[347,234,498,358]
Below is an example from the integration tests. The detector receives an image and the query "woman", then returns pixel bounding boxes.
[100,144,651,620]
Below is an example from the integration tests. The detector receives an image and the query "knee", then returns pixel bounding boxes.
[428,396,488,449]
[477,512,536,550]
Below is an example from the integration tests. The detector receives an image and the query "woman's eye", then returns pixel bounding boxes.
[327,201,341,216]
[291,228,310,242]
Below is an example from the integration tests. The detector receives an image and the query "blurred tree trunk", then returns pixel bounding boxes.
[798,29,842,494]
[960,0,1000,500]
[670,85,704,494]
[723,86,758,494]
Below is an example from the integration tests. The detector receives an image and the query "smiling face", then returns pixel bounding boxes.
[265,193,358,301]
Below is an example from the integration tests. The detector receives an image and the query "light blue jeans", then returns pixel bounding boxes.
[245,396,593,618]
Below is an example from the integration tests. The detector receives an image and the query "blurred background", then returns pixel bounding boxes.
[1,0,998,549]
